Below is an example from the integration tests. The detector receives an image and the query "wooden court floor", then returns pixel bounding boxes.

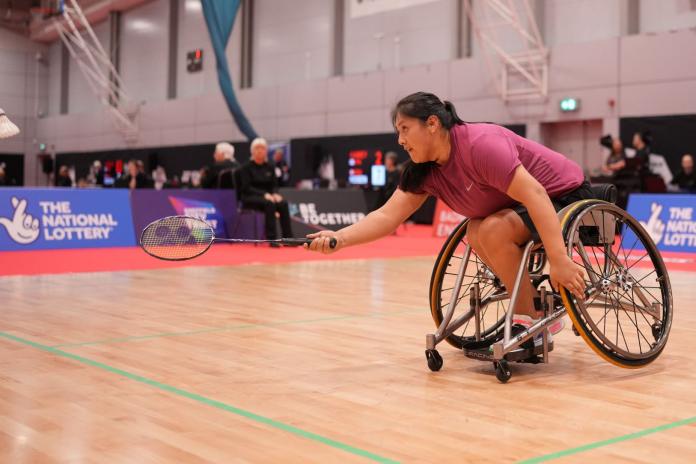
[1,256,695,463]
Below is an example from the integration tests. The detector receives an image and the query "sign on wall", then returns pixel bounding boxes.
[280,188,368,237]
[626,193,696,253]
[432,199,466,238]
[0,188,136,251]
[130,190,239,240]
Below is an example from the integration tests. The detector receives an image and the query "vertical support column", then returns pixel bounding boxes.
[168,0,179,99]
[457,0,473,58]
[109,10,121,106]
[240,0,254,89]
[533,0,545,44]
[59,42,69,115]
[621,0,640,36]
[333,0,344,76]
[526,121,542,143]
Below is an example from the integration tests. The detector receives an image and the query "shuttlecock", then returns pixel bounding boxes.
[0,108,20,139]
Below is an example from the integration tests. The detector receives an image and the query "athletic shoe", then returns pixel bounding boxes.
[512,315,565,348]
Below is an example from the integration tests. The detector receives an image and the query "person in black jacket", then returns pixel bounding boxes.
[632,131,652,173]
[671,154,696,192]
[238,138,293,243]
[117,159,148,189]
[55,165,73,187]
[202,142,240,189]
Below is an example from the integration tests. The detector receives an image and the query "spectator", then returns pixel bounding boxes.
[632,131,653,176]
[118,159,148,189]
[86,160,104,186]
[272,148,290,187]
[55,165,73,187]
[202,142,239,188]
[136,159,155,188]
[384,151,401,200]
[600,135,626,175]
[599,135,636,209]
[0,165,7,186]
[238,137,293,244]
[671,154,696,193]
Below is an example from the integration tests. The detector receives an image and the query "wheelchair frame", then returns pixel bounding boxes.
[424,194,673,383]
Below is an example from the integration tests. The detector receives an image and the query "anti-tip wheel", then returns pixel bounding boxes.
[494,360,511,383]
[651,322,662,341]
[425,349,443,372]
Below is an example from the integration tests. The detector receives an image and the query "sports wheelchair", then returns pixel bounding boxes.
[424,184,673,383]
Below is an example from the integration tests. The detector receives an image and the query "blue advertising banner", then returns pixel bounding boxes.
[130,190,239,239]
[0,188,136,251]
[626,193,696,253]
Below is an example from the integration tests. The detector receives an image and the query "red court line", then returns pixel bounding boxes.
[2,225,695,277]
[0,225,445,277]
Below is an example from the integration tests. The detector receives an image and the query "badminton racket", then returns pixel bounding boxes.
[140,215,336,261]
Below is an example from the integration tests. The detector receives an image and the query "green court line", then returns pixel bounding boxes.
[0,331,399,464]
[519,415,696,463]
[51,309,422,348]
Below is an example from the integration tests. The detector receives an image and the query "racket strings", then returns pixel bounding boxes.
[140,216,214,260]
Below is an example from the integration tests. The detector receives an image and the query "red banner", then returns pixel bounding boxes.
[432,199,466,237]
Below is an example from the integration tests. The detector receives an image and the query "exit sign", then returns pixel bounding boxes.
[560,97,580,112]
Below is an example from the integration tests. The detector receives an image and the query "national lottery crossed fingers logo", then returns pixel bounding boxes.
[627,195,696,252]
[0,196,118,246]
[0,190,135,250]
[0,197,40,244]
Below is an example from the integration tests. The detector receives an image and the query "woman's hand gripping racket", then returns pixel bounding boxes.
[140,215,336,261]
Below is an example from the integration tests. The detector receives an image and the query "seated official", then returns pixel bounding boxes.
[671,154,696,193]
[202,142,240,189]
[238,137,293,243]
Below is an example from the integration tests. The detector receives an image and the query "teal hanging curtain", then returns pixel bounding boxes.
[202,0,258,140]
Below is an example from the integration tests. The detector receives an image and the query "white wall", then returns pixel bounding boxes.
[177,0,243,98]
[0,28,48,185]
[67,20,111,114]
[120,0,170,105]
[253,0,333,87]
[22,0,696,186]
[545,0,623,46]
[640,0,696,33]
[47,41,62,117]
[344,0,457,74]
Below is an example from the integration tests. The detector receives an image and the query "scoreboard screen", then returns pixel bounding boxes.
[348,149,385,187]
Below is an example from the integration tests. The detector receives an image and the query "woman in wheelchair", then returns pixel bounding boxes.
[307,92,672,381]
[309,91,587,318]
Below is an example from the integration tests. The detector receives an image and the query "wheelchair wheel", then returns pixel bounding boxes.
[559,200,673,368]
[429,220,509,349]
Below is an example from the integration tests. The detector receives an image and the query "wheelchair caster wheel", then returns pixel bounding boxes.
[651,322,662,340]
[494,360,511,383]
[572,325,580,337]
[425,349,443,372]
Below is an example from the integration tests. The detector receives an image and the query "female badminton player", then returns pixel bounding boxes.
[305,91,592,336]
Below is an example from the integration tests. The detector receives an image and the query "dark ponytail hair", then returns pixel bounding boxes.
[391,92,464,193]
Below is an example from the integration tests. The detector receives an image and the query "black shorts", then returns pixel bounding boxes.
[513,180,595,241]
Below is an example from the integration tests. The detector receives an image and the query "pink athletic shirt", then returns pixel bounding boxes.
[418,123,584,218]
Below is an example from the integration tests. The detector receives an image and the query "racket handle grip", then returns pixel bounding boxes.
[281,237,337,249]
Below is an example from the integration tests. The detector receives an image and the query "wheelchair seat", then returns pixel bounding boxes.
[589,183,617,204]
